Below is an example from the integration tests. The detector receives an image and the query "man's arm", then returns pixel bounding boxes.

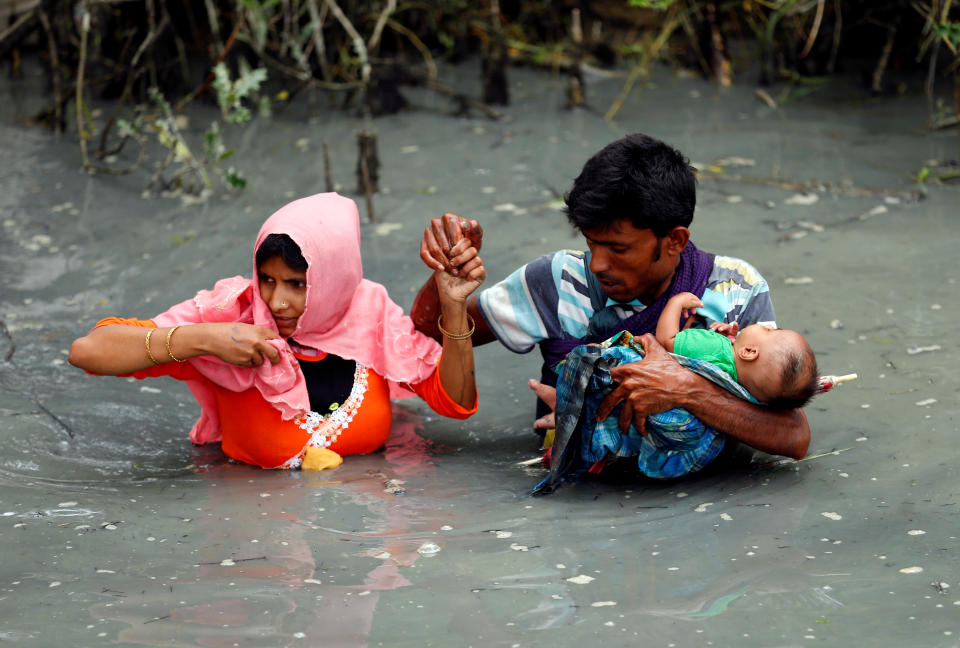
[411,284,496,345]
[596,334,810,459]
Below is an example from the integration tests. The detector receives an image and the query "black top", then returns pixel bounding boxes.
[297,353,356,413]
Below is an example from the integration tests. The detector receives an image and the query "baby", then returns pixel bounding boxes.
[655,292,818,409]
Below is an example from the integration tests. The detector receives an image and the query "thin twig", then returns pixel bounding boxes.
[37,10,62,134]
[367,0,397,53]
[306,0,333,83]
[76,2,92,172]
[800,0,825,58]
[325,0,371,99]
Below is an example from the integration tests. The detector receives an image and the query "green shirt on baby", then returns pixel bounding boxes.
[673,328,737,381]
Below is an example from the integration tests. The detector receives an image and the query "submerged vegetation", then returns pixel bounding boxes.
[2,0,959,195]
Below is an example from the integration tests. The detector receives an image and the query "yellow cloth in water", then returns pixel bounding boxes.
[302,447,343,471]
[541,428,556,449]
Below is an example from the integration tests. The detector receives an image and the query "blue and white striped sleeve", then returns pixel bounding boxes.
[701,255,776,329]
[477,253,561,354]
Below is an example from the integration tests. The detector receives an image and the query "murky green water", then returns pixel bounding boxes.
[1,60,958,646]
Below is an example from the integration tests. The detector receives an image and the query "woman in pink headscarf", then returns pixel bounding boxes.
[68,193,484,470]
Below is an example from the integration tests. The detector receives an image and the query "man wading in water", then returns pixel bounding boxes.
[411,133,809,476]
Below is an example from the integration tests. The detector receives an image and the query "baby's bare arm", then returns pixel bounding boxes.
[655,292,703,352]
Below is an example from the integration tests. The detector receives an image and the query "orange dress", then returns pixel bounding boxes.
[94,318,476,468]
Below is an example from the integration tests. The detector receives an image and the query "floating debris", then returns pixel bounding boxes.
[303,578,321,584]
[829,320,843,329]
[58,501,78,507]
[725,195,743,203]
[492,530,513,539]
[796,220,825,232]
[439,525,453,531]
[220,559,235,566]
[383,480,406,495]
[915,398,937,407]
[509,543,529,552]
[899,566,924,574]
[821,512,843,521]
[139,386,162,394]
[720,513,733,521]
[694,503,714,513]
[591,601,617,607]
[907,530,926,536]
[373,223,402,236]
[784,276,815,285]
[417,542,441,556]
[373,552,391,560]
[907,345,941,355]
[716,157,756,168]
[566,574,595,585]
[785,193,819,206]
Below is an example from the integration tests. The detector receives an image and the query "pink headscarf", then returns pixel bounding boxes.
[152,193,442,444]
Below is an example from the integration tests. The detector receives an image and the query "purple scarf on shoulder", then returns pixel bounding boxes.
[538,242,715,378]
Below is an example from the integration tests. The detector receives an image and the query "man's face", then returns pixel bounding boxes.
[582,220,681,304]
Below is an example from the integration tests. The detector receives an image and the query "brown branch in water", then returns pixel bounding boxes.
[605,7,680,121]
[325,0,372,114]
[367,0,397,54]
[871,17,900,95]
[306,0,333,83]
[0,9,37,59]
[76,2,92,172]
[175,10,246,112]
[37,10,62,134]
[799,0,825,58]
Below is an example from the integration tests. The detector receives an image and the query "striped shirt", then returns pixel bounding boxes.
[477,249,776,353]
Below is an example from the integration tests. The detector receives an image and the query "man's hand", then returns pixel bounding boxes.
[528,379,557,431]
[420,213,483,275]
[595,333,697,435]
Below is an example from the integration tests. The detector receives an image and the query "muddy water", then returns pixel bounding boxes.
[1,61,958,646]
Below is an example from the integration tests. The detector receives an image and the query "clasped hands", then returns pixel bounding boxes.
[531,333,697,435]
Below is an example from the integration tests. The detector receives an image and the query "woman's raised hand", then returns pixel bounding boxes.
[433,242,486,305]
[203,322,282,368]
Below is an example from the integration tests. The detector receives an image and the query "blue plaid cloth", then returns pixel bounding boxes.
[535,332,758,494]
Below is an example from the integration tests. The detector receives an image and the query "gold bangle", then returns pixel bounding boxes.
[165,325,185,362]
[144,329,160,365]
[437,313,475,340]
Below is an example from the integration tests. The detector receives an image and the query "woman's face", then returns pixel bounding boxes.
[257,256,307,338]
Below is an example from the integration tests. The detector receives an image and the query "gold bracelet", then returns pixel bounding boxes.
[437,313,475,340]
[144,329,160,365]
[165,325,186,362]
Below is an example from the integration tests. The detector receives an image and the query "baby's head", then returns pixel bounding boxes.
[733,325,818,409]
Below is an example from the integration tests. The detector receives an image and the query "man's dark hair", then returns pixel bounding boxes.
[766,340,819,411]
[564,133,698,237]
[255,233,308,272]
